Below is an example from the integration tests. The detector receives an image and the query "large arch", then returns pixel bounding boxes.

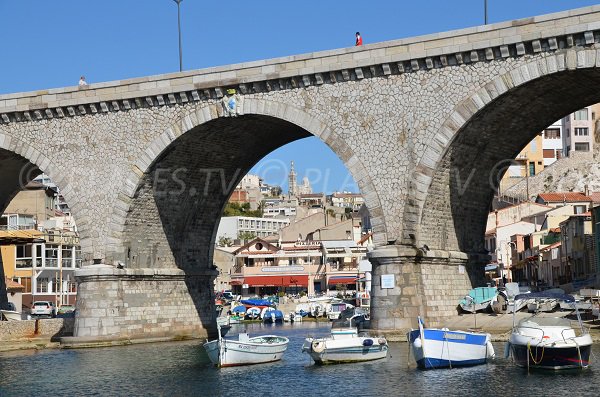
[110,98,383,267]
[416,48,600,257]
[80,98,381,339]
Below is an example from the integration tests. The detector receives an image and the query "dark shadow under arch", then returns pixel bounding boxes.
[420,69,600,258]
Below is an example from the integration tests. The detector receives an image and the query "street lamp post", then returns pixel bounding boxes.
[484,0,488,25]
[173,0,183,72]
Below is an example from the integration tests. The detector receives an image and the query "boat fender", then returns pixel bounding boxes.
[362,339,374,347]
[378,338,387,345]
[311,341,325,353]
[413,338,422,349]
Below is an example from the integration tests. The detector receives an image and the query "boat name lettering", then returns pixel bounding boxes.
[443,332,466,340]
[237,344,258,350]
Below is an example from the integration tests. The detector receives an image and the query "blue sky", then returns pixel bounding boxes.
[1,0,598,193]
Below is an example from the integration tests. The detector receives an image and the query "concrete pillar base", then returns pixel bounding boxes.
[68,265,218,344]
[368,246,479,334]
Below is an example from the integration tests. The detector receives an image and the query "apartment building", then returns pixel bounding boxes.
[562,107,596,156]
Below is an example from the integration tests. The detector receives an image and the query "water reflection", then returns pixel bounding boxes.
[0,322,597,397]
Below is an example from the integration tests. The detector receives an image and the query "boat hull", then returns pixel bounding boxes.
[408,329,495,369]
[508,334,592,370]
[203,335,288,367]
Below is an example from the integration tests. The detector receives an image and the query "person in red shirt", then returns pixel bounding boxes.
[355,32,363,46]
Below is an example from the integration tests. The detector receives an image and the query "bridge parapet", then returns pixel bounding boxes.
[1,6,600,124]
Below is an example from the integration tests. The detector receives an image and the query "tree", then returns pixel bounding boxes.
[270,186,282,197]
[238,231,257,241]
[217,236,232,247]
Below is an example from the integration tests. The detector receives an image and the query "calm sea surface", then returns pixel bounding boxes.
[0,322,598,397]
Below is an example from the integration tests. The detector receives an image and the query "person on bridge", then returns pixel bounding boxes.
[355,32,363,46]
[79,76,87,86]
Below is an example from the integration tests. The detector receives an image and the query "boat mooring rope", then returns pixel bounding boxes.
[527,341,545,365]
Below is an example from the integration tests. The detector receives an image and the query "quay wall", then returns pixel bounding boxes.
[0,318,74,342]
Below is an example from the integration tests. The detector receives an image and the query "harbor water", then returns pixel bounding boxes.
[1,321,598,397]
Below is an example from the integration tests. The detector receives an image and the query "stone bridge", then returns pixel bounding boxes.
[1,6,600,342]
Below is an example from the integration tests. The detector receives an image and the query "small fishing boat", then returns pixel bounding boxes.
[302,312,388,364]
[407,317,495,369]
[506,291,592,370]
[240,299,273,309]
[204,327,289,368]
[261,308,284,323]
[459,287,498,313]
[245,307,261,320]
[326,302,354,320]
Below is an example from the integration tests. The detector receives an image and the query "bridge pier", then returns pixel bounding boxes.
[368,247,482,338]
[61,266,218,347]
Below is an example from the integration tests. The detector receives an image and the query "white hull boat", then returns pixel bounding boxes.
[527,299,558,313]
[204,330,289,368]
[0,310,21,321]
[302,314,388,364]
[407,317,495,369]
[507,291,592,370]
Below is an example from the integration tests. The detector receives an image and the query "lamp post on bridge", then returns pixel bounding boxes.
[484,0,488,25]
[173,0,183,72]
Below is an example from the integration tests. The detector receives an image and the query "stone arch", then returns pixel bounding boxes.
[108,97,384,261]
[411,46,600,255]
[0,133,87,245]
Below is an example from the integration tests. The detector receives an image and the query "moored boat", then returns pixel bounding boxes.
[203,327,289,368]
[407,317,495,369]
[459,287,498,313]
[302,312,388,364]
[506,291,592,370]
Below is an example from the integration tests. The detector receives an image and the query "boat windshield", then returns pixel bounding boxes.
[519,317,572,328]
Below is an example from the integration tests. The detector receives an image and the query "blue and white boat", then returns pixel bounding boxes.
[261,308,284,323]
[459,287,498,313]
[407,317,495,369]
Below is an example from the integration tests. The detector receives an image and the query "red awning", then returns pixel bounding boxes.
[230,279,244,286]
[244,275,309,287]
[327,276,358,285]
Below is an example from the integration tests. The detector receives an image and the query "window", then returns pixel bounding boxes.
[574,127,589,136]
[574,109,588,120]
[529,162,535,177]
[36,278,49,293]
[566,129,570,137]
[16,244,32,268]
[543,149,555,159]
[62,246,73,268]
[45,244,59,267]
[574,205,587,214]
[544,128,560,139]
[575,142,590,152]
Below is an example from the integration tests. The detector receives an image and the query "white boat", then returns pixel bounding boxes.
[407,317,495,369]
[302,313,388,364]
[326,302,354,320]
[506,291,592,370]
[203,327,289,368]
[527,299,558,313]
[504,283,532,313]
[0,310,22,321]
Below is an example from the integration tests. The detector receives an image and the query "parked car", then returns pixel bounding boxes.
[30,301,57,318]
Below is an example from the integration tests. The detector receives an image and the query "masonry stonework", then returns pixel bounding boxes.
[0,7,599,340]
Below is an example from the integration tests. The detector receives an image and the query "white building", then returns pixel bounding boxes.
[542,119,563,166]
[216,216,290,240]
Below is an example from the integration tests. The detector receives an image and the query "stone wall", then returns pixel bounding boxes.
[0,318,73,342]
[73,266,217,341]
[503,151,597,200]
